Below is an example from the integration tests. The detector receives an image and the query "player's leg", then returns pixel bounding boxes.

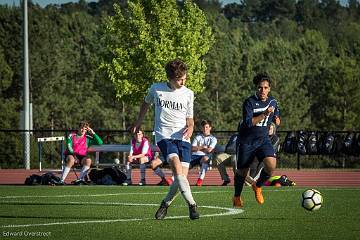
[233,142,255,208]
[251,140,276,204]
[79,156,91,181]
[60,155,76,183]
[151,155,173,185]
[155,140,198,220]
[196,155,209,186]
[138,156,149,186]
[214,153,232,185]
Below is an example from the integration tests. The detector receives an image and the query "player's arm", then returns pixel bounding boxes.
[191,136,206,152]
[66,133,74,154]
[131,101,150,133]
[183,117,194,140]
[206,137,217,154]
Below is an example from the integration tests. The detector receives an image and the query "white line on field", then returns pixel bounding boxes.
[0,190,230,199]
[0,202,243,228]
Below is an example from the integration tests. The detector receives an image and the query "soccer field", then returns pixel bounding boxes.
[0,186,359,240]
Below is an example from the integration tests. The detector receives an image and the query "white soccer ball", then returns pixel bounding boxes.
[114,158,120,164]
[301,189,323,211]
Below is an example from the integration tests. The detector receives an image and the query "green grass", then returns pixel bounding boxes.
[0,185,359,240]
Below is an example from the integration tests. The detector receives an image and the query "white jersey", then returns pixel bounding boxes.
[145,82,194,143]
[192,134,217,156]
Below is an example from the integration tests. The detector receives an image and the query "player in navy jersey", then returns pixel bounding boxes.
[233,73,280,208]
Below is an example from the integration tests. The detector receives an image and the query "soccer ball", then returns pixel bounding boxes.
[301,189,323,211]
[114,158,120,164]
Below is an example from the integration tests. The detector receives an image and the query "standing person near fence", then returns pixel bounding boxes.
[233,73,280,208]
[190,119,217,186]
[131,59,199,220]
[59,121,103,185]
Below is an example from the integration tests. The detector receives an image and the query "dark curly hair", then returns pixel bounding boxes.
[253,73,271,86]
[165,59,188,80]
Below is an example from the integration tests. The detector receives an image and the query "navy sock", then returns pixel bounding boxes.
[256,169,271,187]
[234,173,246,197]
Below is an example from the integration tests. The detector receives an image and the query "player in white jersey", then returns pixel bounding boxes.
[190,120,217,186]
[131,59,199,220]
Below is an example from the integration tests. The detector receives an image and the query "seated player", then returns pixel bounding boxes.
[59,121,103,185]
[190,120,217,186]
[123,129,153,186]
[123,129,172,186]
[213,134,237,186]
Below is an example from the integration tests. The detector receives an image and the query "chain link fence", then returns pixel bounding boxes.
[0,130,359,169]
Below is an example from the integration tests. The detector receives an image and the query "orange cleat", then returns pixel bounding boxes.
[232,196,244,208]
[252,183,264,205]
[196,178,203,186]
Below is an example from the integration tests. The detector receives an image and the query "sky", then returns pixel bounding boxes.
[0,0,349,8]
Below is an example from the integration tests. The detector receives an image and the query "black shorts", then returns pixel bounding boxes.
[236,138,276,169]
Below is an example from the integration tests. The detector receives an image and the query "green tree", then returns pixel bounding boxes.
[313,56,360,130]
[99,0,214,104]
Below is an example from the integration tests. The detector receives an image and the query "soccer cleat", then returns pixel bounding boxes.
[155,201,169,220]
[252,183,264,205]
[122,179,132,186]
[165,177,173,186]
[189,204,200,220]
[138,179,146,186]
[56,180,65,186]
[196,178,203,186]
[72,179,87,185]
[232,196,243,208]
[221,180,230,186]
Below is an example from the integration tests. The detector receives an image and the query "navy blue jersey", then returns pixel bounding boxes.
[238,94,280,143]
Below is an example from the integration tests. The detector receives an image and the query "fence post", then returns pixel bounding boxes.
[297,152,300,170]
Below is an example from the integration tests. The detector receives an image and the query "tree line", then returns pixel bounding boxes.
[0,0,359,167]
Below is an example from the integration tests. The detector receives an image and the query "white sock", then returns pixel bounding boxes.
[163,179,179,206]
[177,175,196,206]
[125,164,132,180]
[199,163,208,180]
[79,165,90,180]
[61,166,71,182]
[153,167,165,178]
[140,163,146,180]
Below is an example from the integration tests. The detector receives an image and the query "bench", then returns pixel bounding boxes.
[87,144,160,167]
[87,144,226,168]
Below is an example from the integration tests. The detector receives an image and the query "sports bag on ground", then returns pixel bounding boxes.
[88,167,127,185]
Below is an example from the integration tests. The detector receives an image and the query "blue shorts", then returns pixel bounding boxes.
[190,155,203,168]
[236,138,276,169]
[157,139,192,163]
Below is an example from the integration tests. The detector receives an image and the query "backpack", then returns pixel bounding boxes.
[41,172,62,185]
[354,133,360,154]
[306,131,318,154]
[283,131,297,154]
[25,172,61,185]
[224,134,238,154]
[88,167,127,185]
[343,132,356,155]
[321,132,336,155]
[24,174,42,185]
[297,131,308,155]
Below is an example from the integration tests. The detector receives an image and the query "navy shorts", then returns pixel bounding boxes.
[189,155,203,168]
[236,138,276,169]
[157,139,192,163]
